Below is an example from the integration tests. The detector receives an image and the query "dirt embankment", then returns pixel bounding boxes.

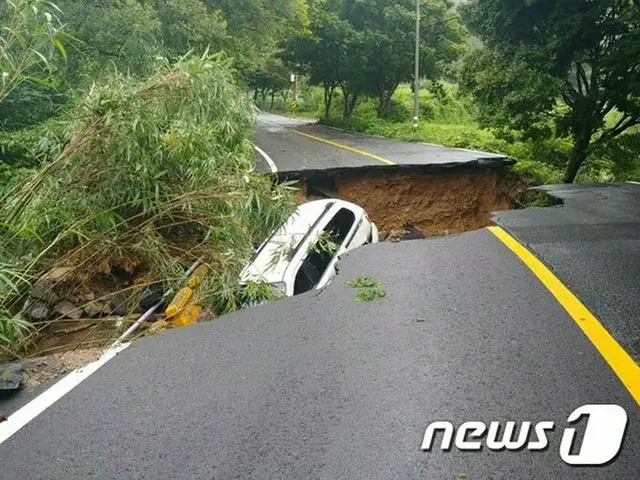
[301,170,518,237]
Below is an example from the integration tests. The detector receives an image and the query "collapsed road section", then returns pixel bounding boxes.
[277,160,519,239]
[256,113,523,239]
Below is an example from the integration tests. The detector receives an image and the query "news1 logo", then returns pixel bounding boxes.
[421,405,628,466]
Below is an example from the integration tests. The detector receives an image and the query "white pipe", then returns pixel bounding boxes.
[113,260,201,345]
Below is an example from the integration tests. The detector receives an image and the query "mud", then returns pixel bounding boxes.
[22,348,103,389]
[301,170,518,237]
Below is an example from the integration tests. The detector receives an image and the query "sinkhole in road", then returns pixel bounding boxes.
[287,167,525,241]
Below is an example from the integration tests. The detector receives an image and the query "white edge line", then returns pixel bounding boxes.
[253,145,278,173]
[0,342,130,444]
[627,181,640,186]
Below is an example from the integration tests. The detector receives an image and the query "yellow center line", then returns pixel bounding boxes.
[488,226,640,405]
[292,129,397,166]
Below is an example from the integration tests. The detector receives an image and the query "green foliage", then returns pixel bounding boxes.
[53,0,307,82]
[0,54,296,347]
[0,258,33,353]
[0,0,68,102]
[247,56,292,109]
[346,276,386,303]
[0,308,33,354]
[58,0,163,77]
[207,0,309,73]
[345,276,379,289]
[0,82,65,130]
[460,0,640,182]
[353,287,387,303]
[308,230,339,256]
[282,0,468,119]
[0,0,69,135]
[154,0,227,58]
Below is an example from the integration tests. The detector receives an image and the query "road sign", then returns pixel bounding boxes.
[290,100,299,112]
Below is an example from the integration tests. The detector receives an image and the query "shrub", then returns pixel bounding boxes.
[0,53,296,352]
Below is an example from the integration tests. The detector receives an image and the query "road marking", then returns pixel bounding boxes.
[488,226,640,405]
[292,130,397,166]
[0,343,130,444]
[253,145,278,173]
[627,181,640,186]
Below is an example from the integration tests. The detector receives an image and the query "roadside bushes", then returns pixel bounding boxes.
[0,53,295,355]
[321,82,638,184]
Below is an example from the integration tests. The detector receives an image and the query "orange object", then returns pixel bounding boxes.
[172,304,202,327]
[187,265,210,289]
[165,287,193,318]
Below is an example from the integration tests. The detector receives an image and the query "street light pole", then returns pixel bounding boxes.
[413,0,420,130]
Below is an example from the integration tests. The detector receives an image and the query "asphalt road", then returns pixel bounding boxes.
[1,116,638,478]
[1,228,638,478]
[254,112,509,173]
[493,182,640,362]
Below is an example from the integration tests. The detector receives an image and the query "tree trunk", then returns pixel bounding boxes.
[378,95,389,118]
[323,85,334,120]
[342,88,352,119]
[260,89,268,103]
[253,89,259,103]
[342,91,358,119]
[270,90,275,110]
[377,90,394,118]
[563,129,593,183]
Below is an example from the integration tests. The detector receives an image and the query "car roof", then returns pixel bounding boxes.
[240,199,366,285]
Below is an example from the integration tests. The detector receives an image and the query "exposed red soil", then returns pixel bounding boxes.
[336,171,515,236]
[294,170,517,237]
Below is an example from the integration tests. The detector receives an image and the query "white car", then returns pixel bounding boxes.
[240,199,379,297]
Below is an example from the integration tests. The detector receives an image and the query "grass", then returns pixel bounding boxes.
[0,308,33,352]
[346,276,387,303]
[0,53,296,355]
[354,287,387,303]
[346,276,380,289]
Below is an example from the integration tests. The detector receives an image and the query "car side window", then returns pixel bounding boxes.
[293,208,356,295]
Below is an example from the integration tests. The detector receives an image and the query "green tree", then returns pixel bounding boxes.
[282,0,355,119]
[284,0,466,119]
[153,0,228,57]
[206,0,310,81]
[460,0,640,183]
[58,0,162,77]
[343,0,467,118]
[246,56,291,109]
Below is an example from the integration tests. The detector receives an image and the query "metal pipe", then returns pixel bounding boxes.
[114,260,201,345]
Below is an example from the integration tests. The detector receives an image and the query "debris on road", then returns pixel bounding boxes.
[346,276,387,303]
[0,362,24,391]
[21,348,103,389]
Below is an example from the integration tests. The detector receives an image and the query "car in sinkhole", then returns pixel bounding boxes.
[240,199,379,298]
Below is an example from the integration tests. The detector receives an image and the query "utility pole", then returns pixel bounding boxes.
[413,0,421,130]
[292,73,298,102]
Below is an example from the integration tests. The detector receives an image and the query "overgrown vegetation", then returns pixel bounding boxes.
[0,53,296,355]
[0,1,302,354]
